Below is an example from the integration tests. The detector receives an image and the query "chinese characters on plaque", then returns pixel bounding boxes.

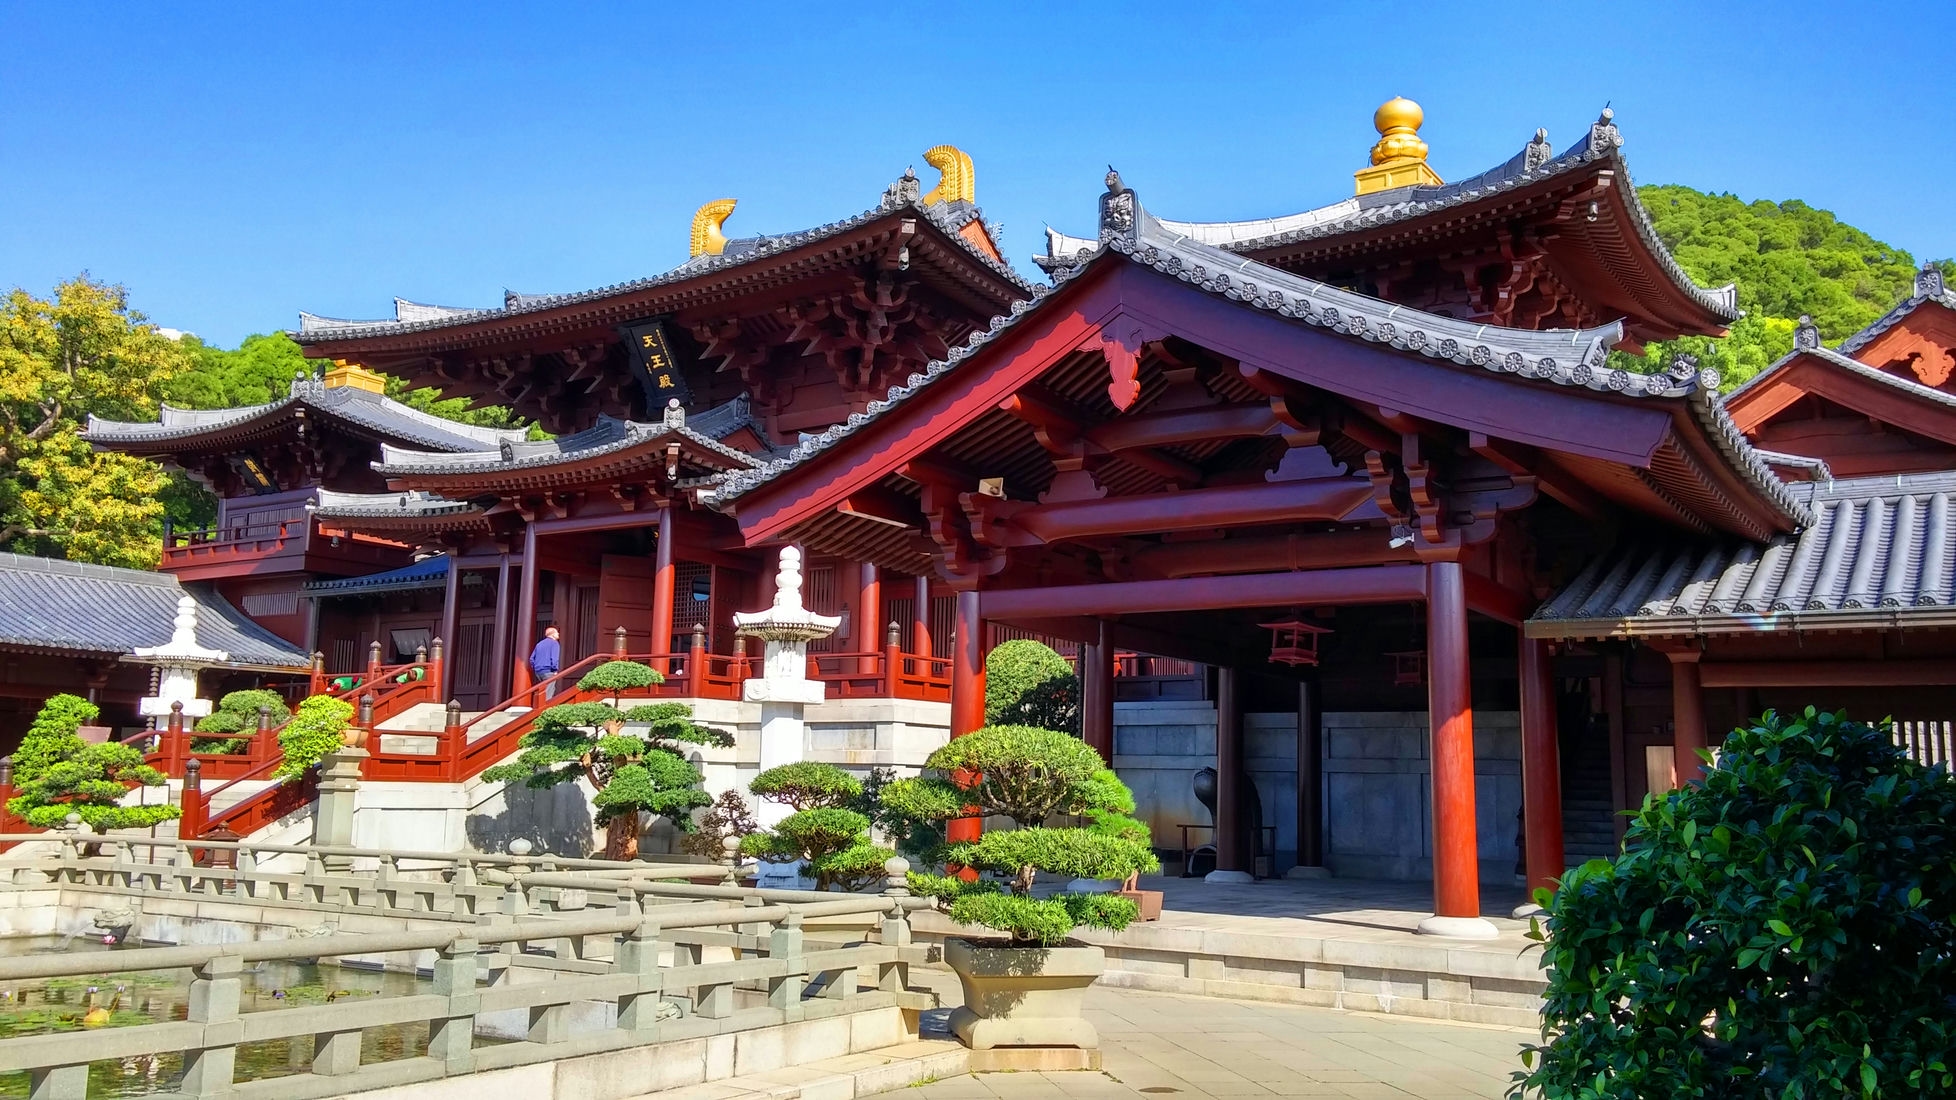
[618,318,695,412]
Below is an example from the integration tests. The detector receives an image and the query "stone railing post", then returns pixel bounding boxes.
[181,954,242,1097]
[430,937,480,1072]
[615,917,667,1034]
[769,912,806,1019]
[315,745,367,873]
[881,857,913,993]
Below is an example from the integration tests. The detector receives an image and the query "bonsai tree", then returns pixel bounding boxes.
[191,689,290,754]
[855,765,942,861]
[1516,709,1956,1099]
[680,789,759,859]
[883,725,1158,946]
[274,694,354,781]
[7,694,177,831]
[984,639,1079,735]
[482,660,730,859]
[740,762,893,891]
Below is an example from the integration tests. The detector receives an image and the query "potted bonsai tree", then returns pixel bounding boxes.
[8,694,179,832]
[740,761,893,891]
[482,660,731,859]
[882,725,1158,1050]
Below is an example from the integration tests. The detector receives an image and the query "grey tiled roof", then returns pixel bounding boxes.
[83,377,528,454]
[1036,110,1739,324]
[1726,340,1956,409]
[711,176,1808,535]
[1527,472,1956,638]
[374,400,763,477]
[310,489,486,521]
[300,555,449,597]
[0,553,309,668]
[293,179,1033,342]
[1836,264,1956,358]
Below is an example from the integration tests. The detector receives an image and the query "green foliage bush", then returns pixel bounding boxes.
[481,688,729,858]
[984,640,1079,735]
[1516,709,1956,1099]
[274,695,353,782]
[680,789,759,858]
[7,694,177,830]
[741,762,892,891]
[887,726,1158,946]
[191,689,290,754]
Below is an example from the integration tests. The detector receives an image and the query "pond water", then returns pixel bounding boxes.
[0,937,446,1098]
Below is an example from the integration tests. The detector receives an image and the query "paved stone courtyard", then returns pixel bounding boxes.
[903,979,1532,1099]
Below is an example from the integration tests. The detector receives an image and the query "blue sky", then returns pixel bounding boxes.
[2,2,1949,348]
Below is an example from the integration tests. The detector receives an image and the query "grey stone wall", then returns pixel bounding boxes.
[1113,702,1522,885]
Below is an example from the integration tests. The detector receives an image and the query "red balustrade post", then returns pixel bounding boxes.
[427,637,446,705]
[732,636,749,689]
[613,625,629,658]
[688,623,707,695]
[367,640,383,684]
[442,699,465,783]
[0,755,16,833]
[883,621,903,698]
[310,651,327,697]
[253,703,275,767]
[179,758,206,841]
[159,702,188,777]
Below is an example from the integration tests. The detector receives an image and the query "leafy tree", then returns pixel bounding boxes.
[679,788,759,859]
[1515,709,1956,1099]
[885,726,1158,946]
[984,639,1079,735]
[854,766,942,861]
[275,695,353,782]
[6,694,177,831]
[0,277,192,567]
[740,762,893,891]
[481,661,730,859]
[191,689,291,754]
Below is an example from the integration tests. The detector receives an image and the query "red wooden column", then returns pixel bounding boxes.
[1670,652,1707,785]
[650,507,677,675]
[856,562,881,678]
[1420,561,1497,938]
[1208,666,1252,882]
[437,555,459,701]
[490,550,514,700]
[947,589,986,849]
[1081,619,1115,762]
[912,575,932,659]
[512,525,540,694]
[1518,636,1565,911]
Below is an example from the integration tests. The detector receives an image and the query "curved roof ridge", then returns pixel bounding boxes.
[1835,265,1956,358]
[1728,341,1956,409]
[84,379,525,453]
[295,184,1034,344]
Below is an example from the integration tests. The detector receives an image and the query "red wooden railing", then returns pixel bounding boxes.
[159,516,407,573]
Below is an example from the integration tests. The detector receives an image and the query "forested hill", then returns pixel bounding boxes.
[1624,184,1955,386]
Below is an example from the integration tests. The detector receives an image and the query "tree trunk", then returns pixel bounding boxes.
[604,811,641,860]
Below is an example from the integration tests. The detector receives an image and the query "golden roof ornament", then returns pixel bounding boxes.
[1355,96,1444,196]
[920,145,975,205]
[322,360,386,394]
[690,198,737,258]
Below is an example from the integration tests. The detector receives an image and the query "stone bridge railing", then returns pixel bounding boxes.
[0,835,929,1100]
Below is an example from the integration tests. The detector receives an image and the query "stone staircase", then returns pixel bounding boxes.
[374,701,528,755]
[1559,724,1618,866]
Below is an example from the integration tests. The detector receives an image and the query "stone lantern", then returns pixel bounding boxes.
[134,595,228,722]
[732,547,841,888]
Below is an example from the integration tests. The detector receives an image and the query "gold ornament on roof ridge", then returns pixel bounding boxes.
[690,198,737,258]
[1355,96,1444,196]
[323,359,386,394]
[920,145,975,205]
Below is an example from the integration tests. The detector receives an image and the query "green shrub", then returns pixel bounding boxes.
[192,689,290,753]
[482,694,729,859]
[741,762,893,891]
[1516,709,1956,1099]
[984,640,1079,734]
[7,694,177,831]
[886,725,1158,946]
[274,695,353,782]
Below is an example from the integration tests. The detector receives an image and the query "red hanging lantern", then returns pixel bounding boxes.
[1387,650,1426,686]
[1257,618,1330,667]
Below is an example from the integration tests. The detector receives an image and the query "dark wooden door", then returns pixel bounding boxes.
[597,555,659,655]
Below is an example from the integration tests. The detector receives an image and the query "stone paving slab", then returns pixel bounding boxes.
[899,980,1533,1100]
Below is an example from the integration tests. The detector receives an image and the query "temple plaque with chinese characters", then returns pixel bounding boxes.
[618,318,695,412]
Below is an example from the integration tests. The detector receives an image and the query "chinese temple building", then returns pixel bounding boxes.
[47,110,1956,936]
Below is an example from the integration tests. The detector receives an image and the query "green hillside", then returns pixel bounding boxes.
[1621,185,1955,387]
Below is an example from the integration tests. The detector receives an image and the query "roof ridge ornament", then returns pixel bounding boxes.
[881,167,920,210]
[1587,107,1623,157]
[1523,128,1553,171]
[1916,262,1946,300]
[1099,167,1136,242]
[920,145,975,205]
[690,198,737,258]
[663,397,686,428]
[1794,314,1822,351]
[1356,97,1444,195]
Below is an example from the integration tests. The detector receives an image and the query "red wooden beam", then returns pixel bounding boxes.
[976,477,1376,547]
[1699,658,1956,688]
[1131,529,1413,578]
[977,565,1425,619]
[1084,403,1279,453]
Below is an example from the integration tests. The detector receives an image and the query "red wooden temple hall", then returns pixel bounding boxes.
[59,103,1956,935]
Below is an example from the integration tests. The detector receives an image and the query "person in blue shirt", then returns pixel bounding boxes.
[529,626,562,698]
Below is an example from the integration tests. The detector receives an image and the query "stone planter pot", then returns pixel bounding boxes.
[1116,888,1163,922]
[340,727,368,750]
[945,937,1104,1050]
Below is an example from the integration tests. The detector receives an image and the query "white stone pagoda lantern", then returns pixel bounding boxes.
[134,595,228,721]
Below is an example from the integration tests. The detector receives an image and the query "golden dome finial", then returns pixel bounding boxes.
[920,145,975,205]
[1355,96,1444,196]
[690,198,737,258]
